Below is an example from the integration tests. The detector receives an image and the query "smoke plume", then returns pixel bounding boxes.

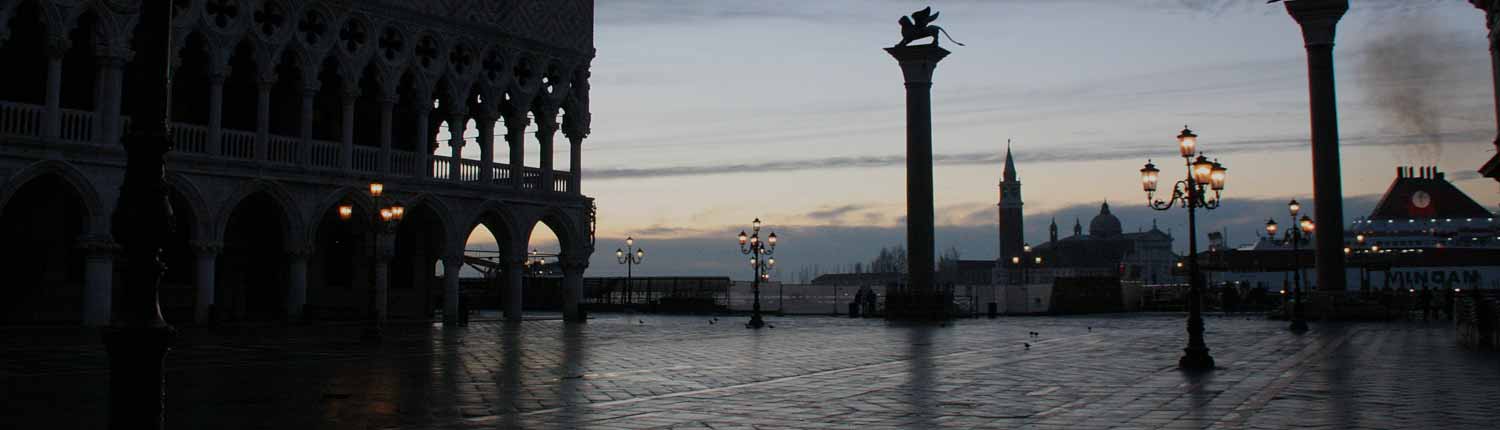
[1360,17,1456,165]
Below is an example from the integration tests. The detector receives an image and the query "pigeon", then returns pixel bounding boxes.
[1024,342,1031,350]
[638,319,644,325]
[768,324,775,329]
[709,320,715,325]
[1088,326,1092,332]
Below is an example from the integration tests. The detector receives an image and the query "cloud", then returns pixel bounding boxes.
[588,129,1492,180]
[805,204,870,221]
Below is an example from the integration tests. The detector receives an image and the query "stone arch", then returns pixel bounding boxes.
[163,171,212,242]
[523,206,584,259]
[390,192,453,319]
[0,160,95,325]
[0,159,106,234]
[464,199,521,252]
[302,184,378,245]
[399,192,455,251]
[214,179,302,245]
[200,0,251,36]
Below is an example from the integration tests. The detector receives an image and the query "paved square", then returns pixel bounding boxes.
[3,314,1498,429]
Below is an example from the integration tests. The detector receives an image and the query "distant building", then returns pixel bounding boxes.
[1018,202,1180,285]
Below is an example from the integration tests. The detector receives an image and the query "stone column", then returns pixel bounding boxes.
[505,258,524,322]
[1476,1,1500,185]
[207,74,226,156]
[885,45,949,302]
[566,135,584,195]
[536,111,558,191]
[448,115,467,181]
[190,241,222,324]
[255,79,274,160]
[379,97,395,174]
[561,258,589,322]
[95,55,127,145]
[413,96,432,178]
[477,116,497,182]
[79,237,116,327]
[298,86,316,165]
[443,254,463,326]
[43,38,67,140]
[505,113,529,189]
[1286,0,1349,292]
[286,246,310,322]
[374,234,395,323]
[341,91,358,171]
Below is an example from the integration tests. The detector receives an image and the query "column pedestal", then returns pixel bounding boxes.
[80,238,116,327]
[562,258,588,322]
[286,248,310,322]
[443,255,463,326]
[191,241,221,324]
[505,260,524,322]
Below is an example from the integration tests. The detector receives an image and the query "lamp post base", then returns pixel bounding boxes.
[747,313,765,329]
[1289,319,1309,332]
[104,326,175,430]
[1178,347,1215,371]
[361,325,383,342]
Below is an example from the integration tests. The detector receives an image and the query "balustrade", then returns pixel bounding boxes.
[391,151,418,177]
[268,136,298,163]
[553,171,571,193]
[0,99,582,194]
[309,140,340,169]
[431,155,453,180]
[172,123,208,154]
[59,108,94,143]
[0,101,42,137]
[222,130,256,159]
[352,146,380,173]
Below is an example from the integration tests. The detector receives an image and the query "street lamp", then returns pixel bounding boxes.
[738,218,778,329]
[616,237,644,305]
[1284,206,1315,332]
[340,182,404,342]
[1140,125,1223,370]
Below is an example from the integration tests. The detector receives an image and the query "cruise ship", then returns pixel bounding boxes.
[1202,166,1500,291]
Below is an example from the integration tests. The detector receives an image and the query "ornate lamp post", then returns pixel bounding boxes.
[737,218,778,329]
[106,1,176,427]
[1140,126,1227,370]
[615,237,644,304]
[1271,200,1315,332]
[339,182,404,342]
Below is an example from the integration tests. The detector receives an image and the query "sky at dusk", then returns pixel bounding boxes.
[459,0,1500,280]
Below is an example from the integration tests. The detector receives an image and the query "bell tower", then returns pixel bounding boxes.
[998,142,1024,266]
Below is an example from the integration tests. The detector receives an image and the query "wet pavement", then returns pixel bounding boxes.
[2,314,1498,429]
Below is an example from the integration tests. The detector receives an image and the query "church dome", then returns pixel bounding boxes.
[1089,201,1123,238]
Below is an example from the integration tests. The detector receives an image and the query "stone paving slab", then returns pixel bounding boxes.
[2,314,1498,429]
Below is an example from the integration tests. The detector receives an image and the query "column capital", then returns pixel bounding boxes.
[1284,0,1348,47]
[285,245,314,260]
[535,113,559,134]
[885,45,949,84]
[503,111,531,130]
[256,74,279,90]
[76,236,120,256]
[46,36,71,59]
[563,112,590,140]
[189,240,224,256]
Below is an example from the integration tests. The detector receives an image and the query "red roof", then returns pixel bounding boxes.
[1368,167,1491,220]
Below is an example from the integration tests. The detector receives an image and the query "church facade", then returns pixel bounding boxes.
[993,147,1179,286]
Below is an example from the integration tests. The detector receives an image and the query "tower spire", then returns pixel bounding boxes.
[1002,139,1017,183]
